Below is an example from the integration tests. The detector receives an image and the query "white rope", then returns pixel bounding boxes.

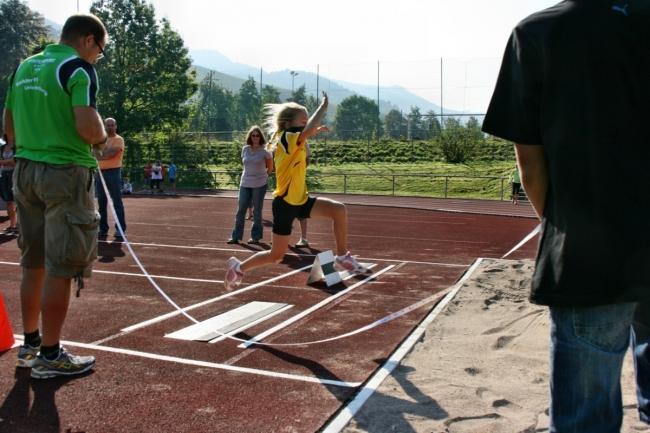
[96,169,459,347]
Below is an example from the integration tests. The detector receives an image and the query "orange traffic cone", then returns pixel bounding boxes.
[0,293,15,351]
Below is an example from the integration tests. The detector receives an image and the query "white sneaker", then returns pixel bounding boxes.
[295,238,309,248]
[224,257,244,290]
[335,252,370,274]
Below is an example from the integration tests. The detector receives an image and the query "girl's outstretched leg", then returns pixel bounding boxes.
[224,232,291,290]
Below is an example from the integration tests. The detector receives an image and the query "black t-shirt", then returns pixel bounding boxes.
[483,0,650,307]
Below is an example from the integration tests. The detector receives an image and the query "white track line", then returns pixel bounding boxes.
[239,265,395,348]
[321,258,484,433]
[119,264,312,334]
[0,261,224,284]
[12,336,360,388]
[99,244,470,268]
[502,224,541,259]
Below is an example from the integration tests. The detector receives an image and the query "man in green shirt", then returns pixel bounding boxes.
[3,14,108,379]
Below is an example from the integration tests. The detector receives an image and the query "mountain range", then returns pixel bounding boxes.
[189,49,457,117]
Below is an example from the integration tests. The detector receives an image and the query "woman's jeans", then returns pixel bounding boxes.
[549,301,650,433]
[231,184,267,241]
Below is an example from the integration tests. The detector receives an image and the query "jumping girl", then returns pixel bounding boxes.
[224,92,368,289]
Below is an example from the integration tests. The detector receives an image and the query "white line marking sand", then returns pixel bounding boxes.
[320,258,484,433]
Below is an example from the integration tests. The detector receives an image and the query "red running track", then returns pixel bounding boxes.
[0,194,538,433]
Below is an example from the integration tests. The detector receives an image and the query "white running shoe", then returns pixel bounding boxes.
[335,252,370,274]
[295,238,309,248]
[224,257,244,290]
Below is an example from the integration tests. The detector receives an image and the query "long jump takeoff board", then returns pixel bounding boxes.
[165,301,292,343]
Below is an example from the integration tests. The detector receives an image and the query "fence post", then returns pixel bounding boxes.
[392,175,396,196]
[500,178,505,201]
[367,136,370,161]
[343,174,347,194]
[444,176,449,198]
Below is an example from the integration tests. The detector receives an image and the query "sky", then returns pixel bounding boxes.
[25,0,559,112]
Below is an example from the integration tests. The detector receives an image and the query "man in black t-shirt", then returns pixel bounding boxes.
[483,1,649,431]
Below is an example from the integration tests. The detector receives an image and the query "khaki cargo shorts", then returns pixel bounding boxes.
[13,159,99,279]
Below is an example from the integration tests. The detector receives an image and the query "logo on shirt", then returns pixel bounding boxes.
[611,3,629,16]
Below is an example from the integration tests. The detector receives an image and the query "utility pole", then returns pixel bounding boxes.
[290,70,299,94]
[377,61,380,143]
[206,71,213,131]
[316,64,319,103]
[440,57,444,129]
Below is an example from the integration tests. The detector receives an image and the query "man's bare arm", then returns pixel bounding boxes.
[73,106,106,148]
[515,143,548,219]
[3,108,15,144]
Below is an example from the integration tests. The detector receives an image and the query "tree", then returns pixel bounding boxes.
[334,95,381,140]
[261,85,281,105]
[384,109,406,139]
[305,94,319,115]
[0,0,48,108]
[191,73,235,132]
[425,110,442,138]
[407,106,426,139]
[288,84,307,106]
[235,77,261,129]
[91,0,197,133]
[466,116,484,143]
[440,117,475,163]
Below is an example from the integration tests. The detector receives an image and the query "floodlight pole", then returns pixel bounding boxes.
[440,57,444,129]
[290,70,298,93]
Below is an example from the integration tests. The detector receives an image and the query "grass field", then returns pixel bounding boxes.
[126,160,517,200]
[307,161,516,199]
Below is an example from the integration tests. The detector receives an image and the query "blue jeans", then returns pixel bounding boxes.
[95,168,127,234]
[549,301,650,433]
[230,184,266,241]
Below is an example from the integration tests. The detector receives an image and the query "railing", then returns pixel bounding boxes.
[125,168,511,201]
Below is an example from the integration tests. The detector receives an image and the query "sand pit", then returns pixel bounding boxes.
[342,258,649,433]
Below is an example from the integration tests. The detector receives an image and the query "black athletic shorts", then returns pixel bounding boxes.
[272,196,317,236]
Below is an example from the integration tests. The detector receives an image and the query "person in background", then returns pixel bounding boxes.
[150,160,163,193]
[122,177,132,195]
[0,136,17,233]
[167,160,177,194]
[510,165,521,205]
[95,117,126,237]
[144,160,152,191]
[227,125,273,245]
[482,2,650,431]
[3,13,108,379]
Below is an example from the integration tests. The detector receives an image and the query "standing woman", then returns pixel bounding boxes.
[227,126,273,244]
[0,136,17,233]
